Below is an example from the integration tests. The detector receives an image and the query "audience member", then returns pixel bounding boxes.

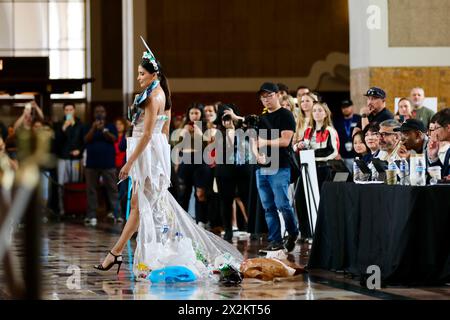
[353,131,371,163]
[54,103,85,217]
[83,105,119,227]
[377,119,402,162]
[363,123,381,158]
[359,87,394,131]
[394,98,414,123]
[395,119,428,160]
[427,108,450,179]
[333,99,361,171]
[410,87,435,128]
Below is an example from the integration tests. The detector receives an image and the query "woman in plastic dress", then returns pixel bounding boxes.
[94,38,243,281]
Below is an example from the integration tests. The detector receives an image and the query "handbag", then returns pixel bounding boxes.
[288,148,301,184]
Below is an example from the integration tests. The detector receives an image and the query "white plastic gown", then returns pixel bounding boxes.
[128,113,243,281]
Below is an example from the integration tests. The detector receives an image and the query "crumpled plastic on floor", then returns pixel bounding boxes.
[219,264,243,286]
[148,266,197,283]
[265,249,288,260]
[240,257,305,281]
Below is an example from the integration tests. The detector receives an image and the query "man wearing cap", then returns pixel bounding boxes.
[360,87,394,131]
[254,82,299,253]
[333,99,361,171]
[395,119,429,160]
[410,87,435,128]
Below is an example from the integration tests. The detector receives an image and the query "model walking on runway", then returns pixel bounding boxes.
[94,38,243,281]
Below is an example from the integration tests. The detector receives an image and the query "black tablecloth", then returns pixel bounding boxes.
[308,182,450,285]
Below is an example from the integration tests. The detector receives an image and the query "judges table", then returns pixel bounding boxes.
[308,182,450,286]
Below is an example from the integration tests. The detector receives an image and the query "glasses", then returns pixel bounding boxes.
[378,132,397,138]
[260,93,275,100]
[429,125,443,132]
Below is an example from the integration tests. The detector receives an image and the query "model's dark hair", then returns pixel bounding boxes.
[141,58,172,111]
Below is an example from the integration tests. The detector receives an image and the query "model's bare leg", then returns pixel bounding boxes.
[98,191,139,268]
[235,197,248,223]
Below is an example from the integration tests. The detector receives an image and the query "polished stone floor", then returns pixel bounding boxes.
[0,221,449,300]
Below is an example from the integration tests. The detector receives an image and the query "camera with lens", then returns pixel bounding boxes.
[244,114,260,129]
[221,114,232,122]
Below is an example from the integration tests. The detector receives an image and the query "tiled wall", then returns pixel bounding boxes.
[351,66,450,112]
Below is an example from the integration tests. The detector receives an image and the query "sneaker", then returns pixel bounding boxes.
[198,222,207,229]
[283,234,298,252]
[84,218,97,226]
[106,212,115,220]
[117,217,124,223]
[258,242,284,255]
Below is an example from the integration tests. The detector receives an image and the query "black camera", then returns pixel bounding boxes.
[244,114,260,129]
[221,114,232,122]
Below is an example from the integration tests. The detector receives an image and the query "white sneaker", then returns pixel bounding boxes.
[84,218,97,226]
[198,222,206,229]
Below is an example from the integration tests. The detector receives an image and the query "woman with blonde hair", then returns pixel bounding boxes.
[293,92,317,144]
[295,101,340,185]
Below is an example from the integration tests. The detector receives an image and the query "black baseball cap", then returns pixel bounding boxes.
[341,99,353,108]
[364,87,386,99]
[258,82,279,95]
[394,119,427,133]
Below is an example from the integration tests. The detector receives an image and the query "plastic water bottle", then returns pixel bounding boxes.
[415,155,426,186]
[353,158,361,182]
[369,162,378,181]
[160,224,169,245]
[399,159,406,185]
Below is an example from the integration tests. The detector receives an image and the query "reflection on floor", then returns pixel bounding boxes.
[0,222,448,300]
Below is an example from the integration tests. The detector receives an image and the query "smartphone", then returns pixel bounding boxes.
[399,115,405,122]
[66,114,73,121]
[25,103,32,111]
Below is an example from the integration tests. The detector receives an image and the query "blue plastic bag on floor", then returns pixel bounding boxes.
[148,266,197,283]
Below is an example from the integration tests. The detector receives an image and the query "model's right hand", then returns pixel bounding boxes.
[119,162,132,180]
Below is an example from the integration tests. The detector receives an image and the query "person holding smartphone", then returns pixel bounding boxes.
[54,103,85,218]
[13,100,44,131]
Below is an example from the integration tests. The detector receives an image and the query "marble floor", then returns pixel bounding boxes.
[0,221,449,300]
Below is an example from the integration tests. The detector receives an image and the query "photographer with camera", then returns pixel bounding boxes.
[83,105,119,226]
[213,103,252,242]
[225,83,299,252]
[175,103,211,228]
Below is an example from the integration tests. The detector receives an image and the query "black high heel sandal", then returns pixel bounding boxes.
[93,251,123,274]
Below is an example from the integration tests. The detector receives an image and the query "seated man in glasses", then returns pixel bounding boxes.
[376,119,402,162]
